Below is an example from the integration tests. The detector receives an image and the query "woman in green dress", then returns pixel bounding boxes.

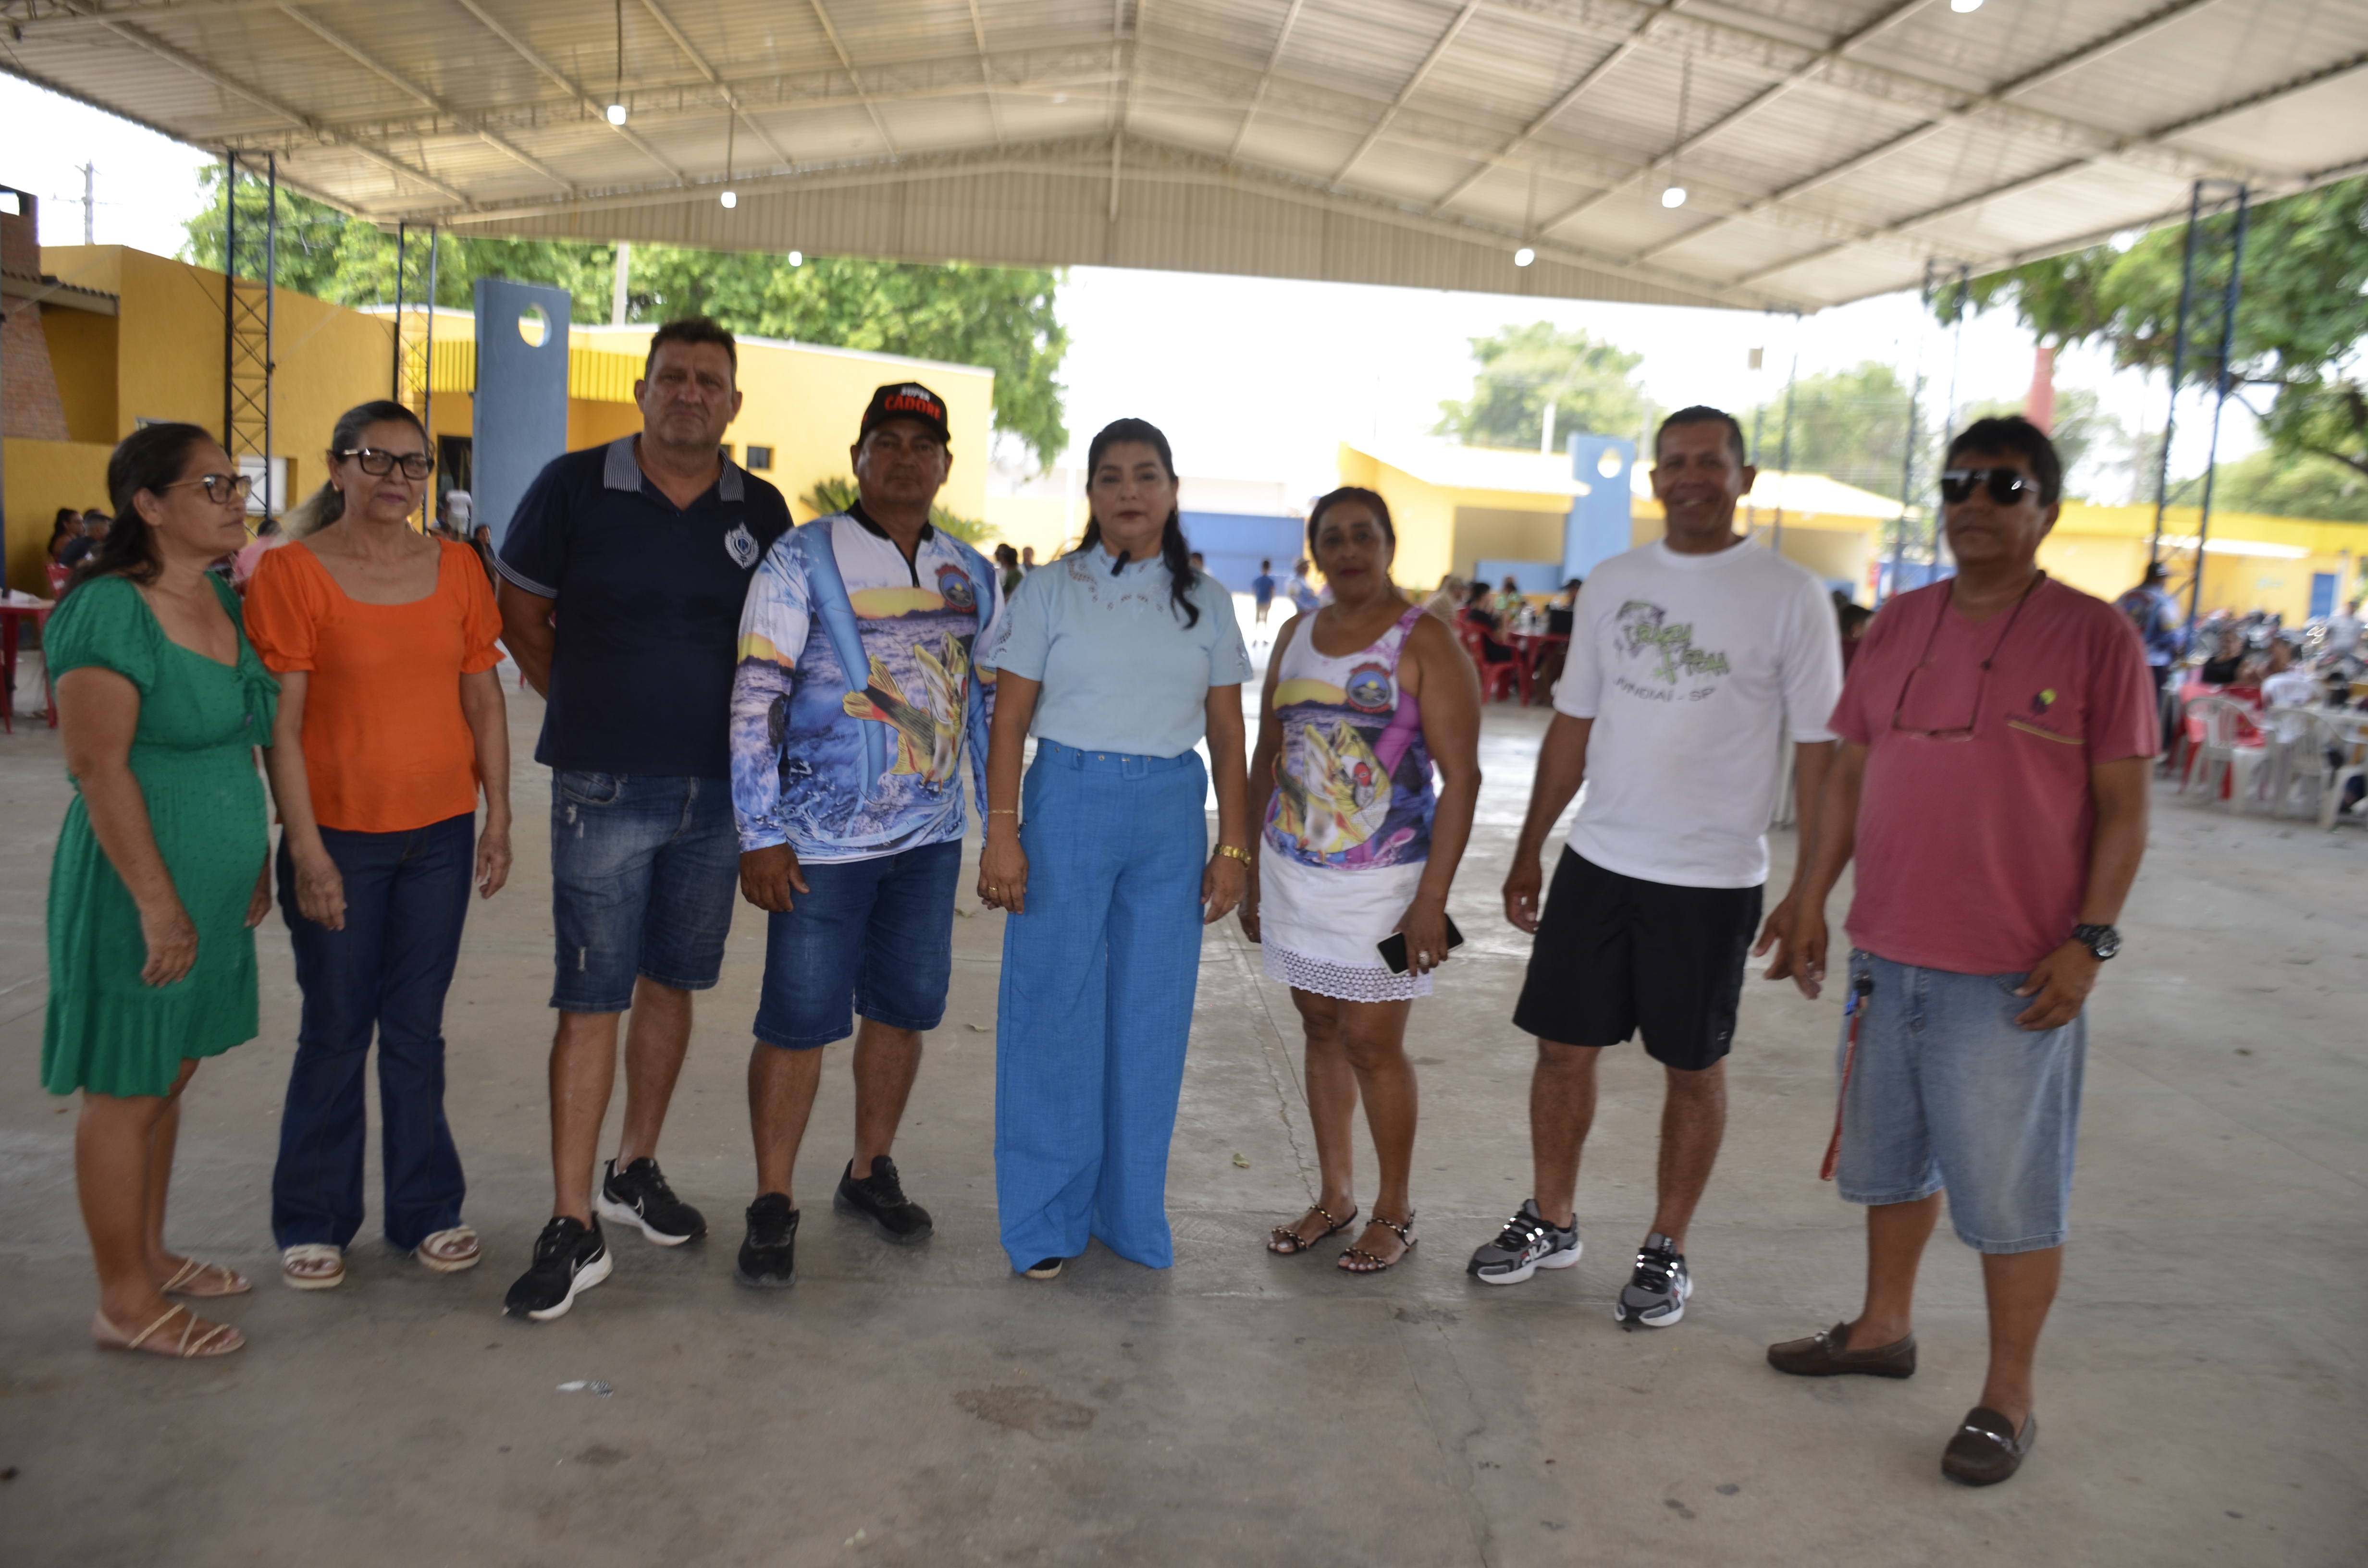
[46,422,279,1360]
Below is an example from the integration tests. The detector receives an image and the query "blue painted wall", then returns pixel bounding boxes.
[473,277,573,551]
[1563,433,1636,582]
[1472,560,1569,597]
[1180,511,1305,594]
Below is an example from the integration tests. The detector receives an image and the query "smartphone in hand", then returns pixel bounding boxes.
[1377,915,1466,975]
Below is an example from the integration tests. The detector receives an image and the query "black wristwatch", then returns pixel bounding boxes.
[2072,923,2121,961]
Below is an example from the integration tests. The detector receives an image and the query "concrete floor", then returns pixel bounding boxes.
[0,670,2362,1567]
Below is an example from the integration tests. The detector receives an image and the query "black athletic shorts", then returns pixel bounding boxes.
[1511,848,1764,1072]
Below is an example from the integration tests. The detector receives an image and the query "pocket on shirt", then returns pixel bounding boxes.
[2006,717,2084,746]
[559,771,622,807]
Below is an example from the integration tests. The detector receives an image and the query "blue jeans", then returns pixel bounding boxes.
[272,813,474,1251]
[1835,949,2087,1254]
[995,740,1209,1271]
[755,839,962,1049]
[548,772,739,1013]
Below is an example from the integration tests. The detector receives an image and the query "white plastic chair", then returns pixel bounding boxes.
[2320,713,2368,830]
[2256,705,2323,818]
[2182,697,2266,810]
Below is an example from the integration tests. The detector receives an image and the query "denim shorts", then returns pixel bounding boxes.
[1834,950,2087,1254]
[754,838,962,1049]
[548,772,739,1013]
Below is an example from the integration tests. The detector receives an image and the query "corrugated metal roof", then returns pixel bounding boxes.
[3,0,2360,312]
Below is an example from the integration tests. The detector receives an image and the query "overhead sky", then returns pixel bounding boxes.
[4,72,2256,502]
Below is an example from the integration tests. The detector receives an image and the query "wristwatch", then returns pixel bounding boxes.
[2072,923,2121,961]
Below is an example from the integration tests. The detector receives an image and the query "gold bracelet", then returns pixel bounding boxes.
[1216,843,1253,863]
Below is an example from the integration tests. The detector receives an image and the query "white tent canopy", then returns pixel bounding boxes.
[6,0,2363,311]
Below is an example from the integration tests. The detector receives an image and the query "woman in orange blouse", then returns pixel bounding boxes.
[249,400,512,1292]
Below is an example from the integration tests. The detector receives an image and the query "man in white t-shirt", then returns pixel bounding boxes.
[1465,406,1843,1330]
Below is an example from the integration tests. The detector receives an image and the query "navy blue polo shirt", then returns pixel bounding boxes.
[496,436,792,778]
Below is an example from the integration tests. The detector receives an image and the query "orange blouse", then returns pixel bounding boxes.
[245,539,504,834]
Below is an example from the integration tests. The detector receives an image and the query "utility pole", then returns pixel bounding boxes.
[611,241,631,327]
[77,163,94,244]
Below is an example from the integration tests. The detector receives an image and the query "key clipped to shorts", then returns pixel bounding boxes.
[1820,970,1876,1181]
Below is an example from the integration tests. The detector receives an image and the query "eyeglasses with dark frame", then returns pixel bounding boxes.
[1890,572,2046,740]
[334,447,436,480]
[1938,466,2037,507]
[160,473,256,504]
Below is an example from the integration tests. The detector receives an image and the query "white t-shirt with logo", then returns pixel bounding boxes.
[1553,539,1844,889]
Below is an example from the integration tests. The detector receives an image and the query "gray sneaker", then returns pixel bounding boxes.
[1466,1199,1582,1286]
[1614,1232,1691,1328]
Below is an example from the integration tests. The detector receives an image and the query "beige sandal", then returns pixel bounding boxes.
[93,1303,244,1359]
[161,1257,252,1298]
[414,1226,481,1274]
[281,1244,346,1290]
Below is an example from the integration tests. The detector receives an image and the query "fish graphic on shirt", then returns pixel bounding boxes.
[1275,719,1389,855]
[842,633,972,784]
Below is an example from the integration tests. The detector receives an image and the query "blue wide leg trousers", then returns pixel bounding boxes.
[995,740,1208,1271]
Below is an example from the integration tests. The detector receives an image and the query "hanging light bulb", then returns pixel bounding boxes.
[1514,246,1536,267]
[1950,0,1983,11]
[720,189,737,208]
[1661,185,1689,209]
[606,0,629,125]
[606,101,628,126]
[718,114,736,210]
[787,250,803,267]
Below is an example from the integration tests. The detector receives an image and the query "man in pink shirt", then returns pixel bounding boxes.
[1761,416,2154,1487]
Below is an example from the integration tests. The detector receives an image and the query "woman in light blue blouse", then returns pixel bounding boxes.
[976,418,1253,1279]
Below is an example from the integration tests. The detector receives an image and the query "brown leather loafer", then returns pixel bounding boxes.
[1765,1321,1917,1378]
[1942,1406,2035,1486]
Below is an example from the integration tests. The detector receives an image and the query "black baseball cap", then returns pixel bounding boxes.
[861,382,950,445]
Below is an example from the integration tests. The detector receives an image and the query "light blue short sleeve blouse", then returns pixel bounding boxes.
[983,550,1252,758]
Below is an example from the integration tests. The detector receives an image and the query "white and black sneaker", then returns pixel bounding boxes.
[503,1216,611,1322]
[1466,1198,1583,1285]
[596,1156,707,1245]
[1613,1232,1691,1329]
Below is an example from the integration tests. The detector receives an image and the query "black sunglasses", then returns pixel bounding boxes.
[335,447,435,480]
[1938,467,2036,506]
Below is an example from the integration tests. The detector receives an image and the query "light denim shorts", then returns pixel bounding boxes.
[1834,949,2087,1254]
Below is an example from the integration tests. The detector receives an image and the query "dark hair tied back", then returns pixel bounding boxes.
[69,421,219,596]
[1076,416,1199,629]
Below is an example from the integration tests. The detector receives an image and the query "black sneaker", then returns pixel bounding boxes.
[503,1216,611,1322]
[596,1156,707,1245]
[1614,1232,1692,1329]
[1466,1198,1582,1285]
[735,1194,799,1288]
[833,1156,934,1245]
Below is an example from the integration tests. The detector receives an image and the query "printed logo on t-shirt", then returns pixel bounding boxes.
[724,522,759,569]
[936,561,977,612]
[1344,662,1394,713]
[1613,600,1730,700]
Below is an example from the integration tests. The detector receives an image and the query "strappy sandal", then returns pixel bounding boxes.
[161,1258,251,1298]
[281,1244,346,1290]
[1267,1204,1358,1256]
[1338,1210,1418,1274]
[414,1226,481,1274]
[92,1303,244,1359]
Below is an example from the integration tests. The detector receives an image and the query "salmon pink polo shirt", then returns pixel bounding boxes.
[1830,575,2156,976]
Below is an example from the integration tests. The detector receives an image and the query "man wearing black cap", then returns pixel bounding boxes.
[725,381,1004,1286]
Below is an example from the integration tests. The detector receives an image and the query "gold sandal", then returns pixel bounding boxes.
[1337,1210,1418,1274]
[93,1303,244,1359]
[161,1258,252,1298]
[1268,1204,1358,1256]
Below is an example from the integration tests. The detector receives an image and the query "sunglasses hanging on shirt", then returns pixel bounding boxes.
[1938,467,2036,506]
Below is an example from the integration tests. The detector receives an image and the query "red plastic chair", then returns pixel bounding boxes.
[45,563,70,599]
[1458,623,1520,702]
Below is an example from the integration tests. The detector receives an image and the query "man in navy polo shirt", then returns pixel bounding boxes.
[492,317,792,1321]
[724,382,1002,1287]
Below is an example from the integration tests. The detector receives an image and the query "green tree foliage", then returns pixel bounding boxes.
[1743,361,1916,497]
[797,476,993,544]
[2174,449,2368,522]
[1966,179,2368,480]
[183,171,1069,467]
[1434,323,1648,449]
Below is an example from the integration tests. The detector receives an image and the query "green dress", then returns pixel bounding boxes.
[42,575,280,1098]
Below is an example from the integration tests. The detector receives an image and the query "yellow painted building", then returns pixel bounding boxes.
[7,242,993,594]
